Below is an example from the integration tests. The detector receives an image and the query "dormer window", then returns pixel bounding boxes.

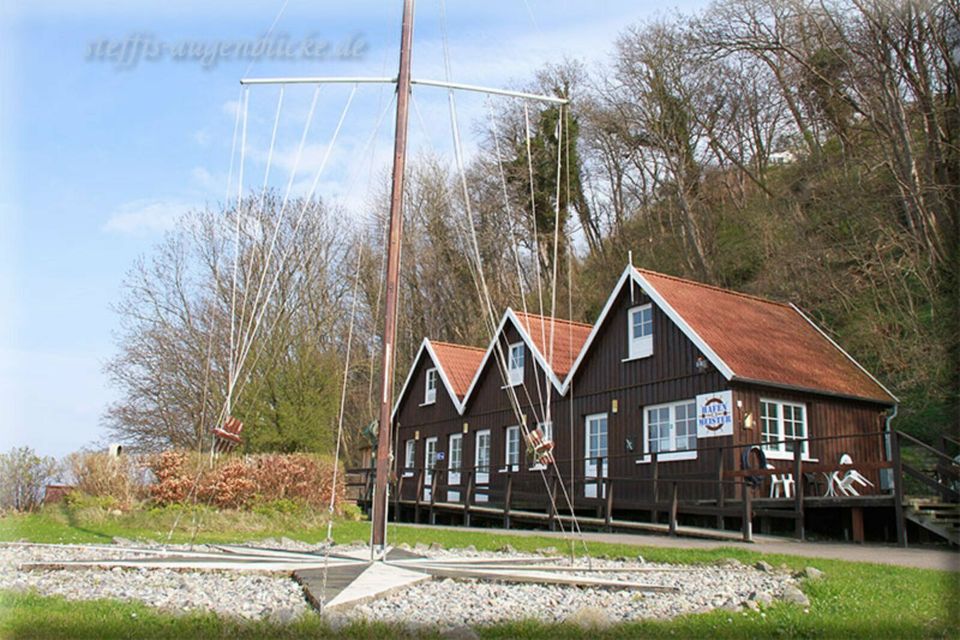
[424,367,437,404]
[508,342,524,386]
[628,304,653,359]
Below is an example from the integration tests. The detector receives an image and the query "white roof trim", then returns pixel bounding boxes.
[633,270,737,380]
[788,303,899,403]
[560,265,736,391]
[391,339,469,420]
[559,266,633,393]
[457,309,566,412]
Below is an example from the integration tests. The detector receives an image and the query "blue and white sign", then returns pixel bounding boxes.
[696,390,734,438]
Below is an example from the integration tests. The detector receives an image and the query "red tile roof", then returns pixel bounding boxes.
[430,341,486,400]
[513,311,593,380]
[636,268,894,403]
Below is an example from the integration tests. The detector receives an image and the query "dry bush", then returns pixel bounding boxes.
[146,450,345,511]
[65,451,144,508]
[0,447,59,512]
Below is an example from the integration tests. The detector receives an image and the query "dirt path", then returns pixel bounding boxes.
[401,523,960,572]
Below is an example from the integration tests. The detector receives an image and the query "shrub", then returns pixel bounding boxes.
[65,451,144,509]
[251,498,305,516]
[0,447,60,512]
[63,491,119,510]
[145,451,346,512]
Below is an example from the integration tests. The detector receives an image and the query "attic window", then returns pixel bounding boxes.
[508,342,524,386]
[628,304,653,359]
[424,367,438,404]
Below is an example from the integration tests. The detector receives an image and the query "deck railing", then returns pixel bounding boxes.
[347,429,958,546]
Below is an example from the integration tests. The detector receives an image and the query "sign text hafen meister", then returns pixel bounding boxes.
[696,390,734,438]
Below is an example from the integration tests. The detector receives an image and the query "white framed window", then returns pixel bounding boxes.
[638,399,698,463]
[760,399,809,459]
[627,304,653,360]
[448,434,462,477]
[530,421,553,470]
[423,436,438,501]
[503,425,521,471]
[475,429,491,485]
[584,413,608,498]
[507,342,524,386]
[423,368,438,404]
[403,439,416,477]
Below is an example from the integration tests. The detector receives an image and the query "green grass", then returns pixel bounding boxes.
[1,506,957,639]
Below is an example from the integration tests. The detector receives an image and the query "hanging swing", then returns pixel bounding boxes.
[212,416,244,454]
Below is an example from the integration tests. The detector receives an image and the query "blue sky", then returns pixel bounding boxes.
[0,0,707,458]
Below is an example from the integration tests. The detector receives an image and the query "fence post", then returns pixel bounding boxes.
[669,481,679,536]
[414,469,424,524]
[429,469,439,525]
[464,471,474,527]
[892,431,907,547]
[715,446,725,530]
[794,441,805,541]
[548,472,559,532]
[651,452,659,523]
[742,481,753,542]
[604,479,615,528]
[394,474,404,523]
[503,472,513,529]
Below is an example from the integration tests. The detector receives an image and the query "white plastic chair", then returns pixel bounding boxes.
[767,464,795,498]
[836,453,875,496]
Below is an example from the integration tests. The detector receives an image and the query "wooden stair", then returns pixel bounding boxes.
[904,498,960,546]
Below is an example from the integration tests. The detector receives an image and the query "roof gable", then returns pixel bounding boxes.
[635,268,896,403]
[511,311,592,380]
[430,341,486,400]
[391,338,485,419]
[561,265,895,404]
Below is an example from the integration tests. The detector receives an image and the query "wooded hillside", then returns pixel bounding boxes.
[105,0,957,455]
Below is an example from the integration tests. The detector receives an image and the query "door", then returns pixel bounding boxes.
[423,436,437,501]
[584,413,608,498]
[448,434,462,501]
[475,429,491,502]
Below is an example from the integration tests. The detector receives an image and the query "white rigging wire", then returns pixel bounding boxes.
[441,85,588,558]
[234,86,322,369]
[319,239,364,612]
[226,86,251,417]
[235,87,286,363]
[228,85,359,398]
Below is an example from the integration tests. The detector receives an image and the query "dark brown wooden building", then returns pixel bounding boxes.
[388,265,898,534]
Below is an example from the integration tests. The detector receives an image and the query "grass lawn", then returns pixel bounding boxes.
[1,506,957,639]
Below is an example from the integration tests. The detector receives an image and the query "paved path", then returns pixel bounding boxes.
[400,523,960,572]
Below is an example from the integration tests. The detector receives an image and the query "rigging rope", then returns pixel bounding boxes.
[234,86,285,379]
[226,86,250,418]
[441,75,588,556]
[228,85,358,405]
[319,239,364,612]
[232,85,322,389]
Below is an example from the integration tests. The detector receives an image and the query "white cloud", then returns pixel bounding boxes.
[102,199,193,235]
[222,99,241,119]
[193,128,211,146]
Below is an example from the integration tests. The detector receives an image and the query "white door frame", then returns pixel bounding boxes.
[448,433,462,486]
[475,429,491,493]
[423,436,438,501]
[584,413,608,499]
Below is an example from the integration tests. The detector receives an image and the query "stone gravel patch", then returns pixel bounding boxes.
[1,541,801,626]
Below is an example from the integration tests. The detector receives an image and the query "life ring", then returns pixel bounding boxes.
[741,445,767,487]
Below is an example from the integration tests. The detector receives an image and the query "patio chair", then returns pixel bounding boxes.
[767,464,795,499]
[835,453,875,496]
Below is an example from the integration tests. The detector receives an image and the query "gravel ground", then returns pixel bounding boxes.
[0,542,311,622]
[345,548,799,627]
[1,540,801,626]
